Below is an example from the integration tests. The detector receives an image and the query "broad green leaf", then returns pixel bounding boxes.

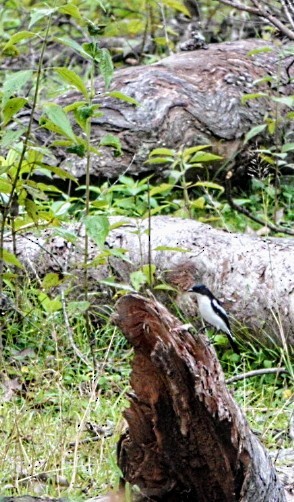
[130,270,147,291]
[2,70,33,106]
[195,181,224,191]
[2,249,23,268]
[272,96,294,107]
[141,264,156,285]
[184,145,211,156]
[100,134,122,156]
[29,8,56,28]
[58,4,82,19]
[149,148,175,157]
[161,0,190,16]
[42,273,62,290]
[98,48,113,89]
[0,128,26,148]
[55,37,90,59]
[84,214,110,248]
[241,93,267,104]
[150,183,173,196]
[107,91,140,106]
[38,292,62,313]
[190,196,205,209]
[2,31,35,51]
[42,164,78,182]
[67,301,91,314]
[282,143,294,152]
[55,67,88,98]
[244,123,267,144]
[190,152,223,163]
[2,97,27,125]
[43,103,76,141]
[0,178,12,193]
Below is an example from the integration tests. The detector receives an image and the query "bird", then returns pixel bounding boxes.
[188,284,239,353]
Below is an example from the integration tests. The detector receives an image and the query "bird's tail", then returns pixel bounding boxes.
[227,332,240,354]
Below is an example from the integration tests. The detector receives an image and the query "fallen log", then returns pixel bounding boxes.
[30,38,294,185]
[113,293,286,501]
[3,216,294,346]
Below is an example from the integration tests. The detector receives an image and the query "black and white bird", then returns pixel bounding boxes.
[188,284,239,353]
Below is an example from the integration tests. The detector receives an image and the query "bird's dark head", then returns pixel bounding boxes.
[188,284,211,296]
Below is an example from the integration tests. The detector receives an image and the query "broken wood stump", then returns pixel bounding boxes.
[113,294,286,502]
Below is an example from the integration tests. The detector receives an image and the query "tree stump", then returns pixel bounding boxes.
[113,293,286,501]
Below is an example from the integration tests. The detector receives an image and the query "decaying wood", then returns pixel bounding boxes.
[3,216,294,346]
[113,293,286,501]
[30,38,294,184]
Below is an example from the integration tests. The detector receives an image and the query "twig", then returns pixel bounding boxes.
[226,367,288,383]
[225,171,294,236]
[61,290,91,367]
[217,0,294,39]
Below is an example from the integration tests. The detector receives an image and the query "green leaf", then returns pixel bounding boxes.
[55,67,88,98]
[244,123,267,144]
[0,128,26,148]
[43,103,76,141]
[38,292,62,313]
[2,70,33,106]
[149,183,173,196]
[272,96,294,107]
[190,196,205,209]
[41,164,77,182]
[190,152,223,163]
[0,178,12,193]
[149,148,175,157]
[2,249,23,268]
[195,181,224,191]
[42,273,61,290]
[58,4,82,19]
[282,143,294,153]
[84,214,110,248]
[154,246,189,252]
[98,48,113,89]
[100,134,122,156]
[145,157,173,165]
[29,8,56,28]
[161,0,190,16]
[2,31,35,51]
[130,270,147,291]
[241,93,268,104]
[107,91,140,106]
[67,301,91,314]
[2,97,27,125]
[55,36,90,59]
[247,47,272,56]
[184,145,211,156]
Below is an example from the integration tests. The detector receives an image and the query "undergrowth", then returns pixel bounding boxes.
[0,0,293,498]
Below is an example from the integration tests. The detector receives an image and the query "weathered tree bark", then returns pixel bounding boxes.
[4,216,294,345]
[30,38,294,185]
[113,293,286,501]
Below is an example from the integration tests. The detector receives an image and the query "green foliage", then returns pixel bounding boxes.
[0,1,293,497]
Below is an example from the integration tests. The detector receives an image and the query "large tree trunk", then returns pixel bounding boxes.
[3,216,294,345]
[113,293,286,501]
[28,39,294,186]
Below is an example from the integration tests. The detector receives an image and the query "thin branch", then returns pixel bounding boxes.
[217,0,294,39]
[225,171,294,236]
[226,367,288,383]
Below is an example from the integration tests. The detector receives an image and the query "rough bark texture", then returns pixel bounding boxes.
[30,39,294,184]
[4,216,293,346]
[113,293,286,501]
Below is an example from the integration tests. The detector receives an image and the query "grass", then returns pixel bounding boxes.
[0,302,292,499]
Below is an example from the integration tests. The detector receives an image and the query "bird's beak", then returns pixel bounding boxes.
[187,288,193,292]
